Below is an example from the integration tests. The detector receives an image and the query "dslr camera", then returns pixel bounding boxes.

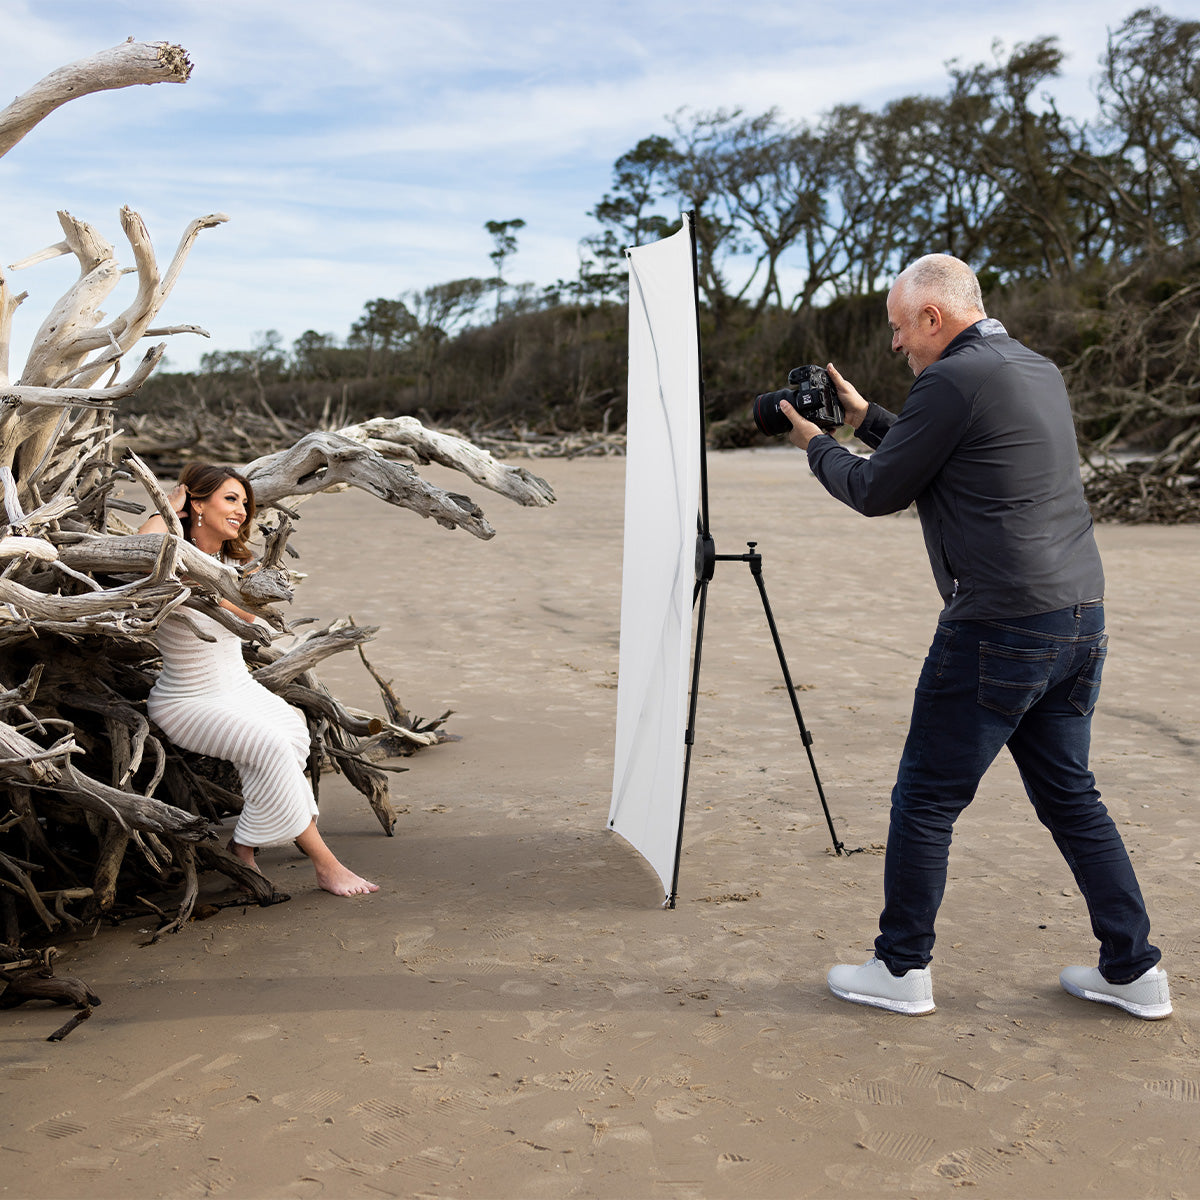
[753,365,845,437]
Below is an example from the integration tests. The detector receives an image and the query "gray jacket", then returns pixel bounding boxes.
[807,319,1104,620]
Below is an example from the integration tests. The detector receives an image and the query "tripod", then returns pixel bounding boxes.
[665,526,845,907]
[661,214,843,910]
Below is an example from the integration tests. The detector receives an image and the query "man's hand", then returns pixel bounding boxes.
[826,362,869,429]
[783,362,871,449]
[780,400,824,450]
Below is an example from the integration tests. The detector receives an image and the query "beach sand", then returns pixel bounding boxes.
[2,448,1197,1199]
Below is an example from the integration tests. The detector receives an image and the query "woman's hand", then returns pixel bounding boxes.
[137,482,189,535]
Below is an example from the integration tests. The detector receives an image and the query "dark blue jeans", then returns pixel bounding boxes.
[875,602,1160,984]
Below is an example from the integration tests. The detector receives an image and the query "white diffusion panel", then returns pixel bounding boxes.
[608,216,701,900]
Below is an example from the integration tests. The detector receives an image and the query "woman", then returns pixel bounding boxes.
[139,462,378,897]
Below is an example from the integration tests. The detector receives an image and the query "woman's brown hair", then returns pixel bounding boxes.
[179,463,256,563]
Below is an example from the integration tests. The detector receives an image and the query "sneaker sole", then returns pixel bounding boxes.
[828,984,935,1015]
[1061,978,1172,1020]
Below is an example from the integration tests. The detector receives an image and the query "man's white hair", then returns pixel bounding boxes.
[894,254,986,321]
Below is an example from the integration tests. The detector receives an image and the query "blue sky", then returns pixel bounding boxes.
[1,0,1148,374]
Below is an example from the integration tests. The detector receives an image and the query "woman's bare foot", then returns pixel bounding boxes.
[313,860,379,897]
[293,820,378,896]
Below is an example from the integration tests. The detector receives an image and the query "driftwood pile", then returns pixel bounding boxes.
[470,425,627,460]
[1068,264,1200,525]
[1083,459,1200,524]
[0,419,553,949]
[0,40,555,1036]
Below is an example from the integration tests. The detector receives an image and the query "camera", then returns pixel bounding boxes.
[753,365,845,436]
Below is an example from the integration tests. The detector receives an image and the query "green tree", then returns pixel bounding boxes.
[485,218,526,319]
[291,329,341,379]
[1094,7,1200,253]
[943,37,1107,279]
[403,278,488,402]
[200,329,286,378]
[582,135,683,301]
[348,297,418,377]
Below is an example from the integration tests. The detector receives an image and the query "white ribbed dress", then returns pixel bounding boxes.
[148,608,318,847]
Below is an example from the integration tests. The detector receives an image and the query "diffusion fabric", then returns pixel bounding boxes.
[608,216,701,899]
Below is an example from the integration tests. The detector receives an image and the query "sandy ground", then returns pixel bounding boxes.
[2,448,1198,1200]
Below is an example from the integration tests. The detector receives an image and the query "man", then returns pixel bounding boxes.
[781,254,1170,1020]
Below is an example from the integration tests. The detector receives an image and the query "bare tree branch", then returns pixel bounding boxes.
[0,40,192,160]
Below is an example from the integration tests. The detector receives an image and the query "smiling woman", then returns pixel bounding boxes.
[141,462,257,564]
[137,462,380,898]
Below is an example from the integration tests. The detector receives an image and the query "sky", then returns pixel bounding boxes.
[0,0,1152,375]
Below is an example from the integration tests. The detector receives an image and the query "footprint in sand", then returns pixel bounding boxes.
[233,1023,282,1043]
[653,1095,703,1121]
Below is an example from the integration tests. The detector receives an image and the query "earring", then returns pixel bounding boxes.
[196,511,204,527]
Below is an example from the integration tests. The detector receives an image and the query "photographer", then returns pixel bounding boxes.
[780,253,1170,1019]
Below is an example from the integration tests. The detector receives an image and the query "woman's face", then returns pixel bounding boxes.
[195,477,249,542]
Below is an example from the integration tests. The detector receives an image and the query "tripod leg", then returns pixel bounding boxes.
[749,564,845,856]
[667,529,719,906]
[669,577,711,908]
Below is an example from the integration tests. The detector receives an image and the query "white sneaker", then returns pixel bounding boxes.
[827,956,935,1015]
[1059,964,1172,1020]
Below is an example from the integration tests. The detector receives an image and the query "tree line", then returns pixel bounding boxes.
[139,6,1198,508]
[584,7,1198,311]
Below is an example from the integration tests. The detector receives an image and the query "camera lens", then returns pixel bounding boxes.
[752,388,796,437]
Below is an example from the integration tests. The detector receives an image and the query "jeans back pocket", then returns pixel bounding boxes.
[1068,635,1108,716]
[978,642,1056,715]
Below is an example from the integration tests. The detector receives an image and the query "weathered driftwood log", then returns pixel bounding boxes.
[336,416,557,507]
[119,405,628,471]
[0,113,286,934]
[243,622,447,837]
[11,208,228,392]
[1067,262,1200,524]
[0,949,103,1042]
[1083,460,1200,524]
[0,40,191,160]
[0,967,102,1010]
[245,431,500,537]
[1,205,225,510]
[121,417,562,527]
[1,411,553,947]
[56,532,291,628]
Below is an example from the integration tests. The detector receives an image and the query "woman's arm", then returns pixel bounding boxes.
[217,597,258,624]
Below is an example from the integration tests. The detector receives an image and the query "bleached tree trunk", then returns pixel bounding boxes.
[0,40,192,160]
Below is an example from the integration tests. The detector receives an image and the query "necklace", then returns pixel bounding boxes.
[190,536,223,559]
